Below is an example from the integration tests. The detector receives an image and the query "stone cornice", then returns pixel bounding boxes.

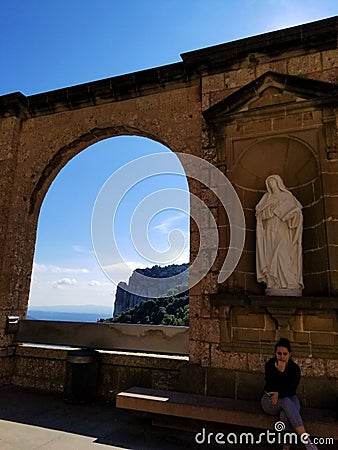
[211,293,338,310]
[0,61,196,118]
[181,16,338,73]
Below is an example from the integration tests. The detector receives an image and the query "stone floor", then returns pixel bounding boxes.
[0,386,329,449]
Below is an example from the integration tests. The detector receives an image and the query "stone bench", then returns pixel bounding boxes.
[116,387,337,440]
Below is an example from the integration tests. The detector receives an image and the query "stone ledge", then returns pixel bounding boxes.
[219,341,337,359]
[13,344,189,371]
[14,320,189,355]
[211,294,338,310]
[250,295,338,310]
[14,344,188,362]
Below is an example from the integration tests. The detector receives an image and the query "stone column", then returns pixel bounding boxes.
[0,94,28,384]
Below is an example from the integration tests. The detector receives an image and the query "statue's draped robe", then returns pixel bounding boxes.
[256,189,303,289]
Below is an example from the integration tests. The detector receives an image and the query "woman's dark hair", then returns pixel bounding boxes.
[274,337,292,353]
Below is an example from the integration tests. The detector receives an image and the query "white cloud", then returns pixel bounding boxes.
[53,277,78,287]
[152,213,187,234]
[88,280,101,286]
[88,280,110,287]
[29,266,116,307]
[50,266,89,274]
[102,261,146,273]
[33,263,48,272]
[72,245,94,255]
[32,263,90,274]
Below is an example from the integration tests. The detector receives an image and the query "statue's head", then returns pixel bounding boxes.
[265,174,287,193]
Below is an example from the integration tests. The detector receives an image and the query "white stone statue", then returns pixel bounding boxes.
[255,175,303,296]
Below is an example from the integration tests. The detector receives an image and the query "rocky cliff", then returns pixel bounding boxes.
[113,263,188,316]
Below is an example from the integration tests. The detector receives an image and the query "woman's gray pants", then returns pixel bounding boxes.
[261,393,304,431]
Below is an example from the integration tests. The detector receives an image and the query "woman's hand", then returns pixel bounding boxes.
[269,391,279,405]
[275,360,287,372]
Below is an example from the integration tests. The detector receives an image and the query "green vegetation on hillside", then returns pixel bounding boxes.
[100,288,189,326]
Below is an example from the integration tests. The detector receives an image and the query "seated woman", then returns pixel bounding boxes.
[261,338,319,450]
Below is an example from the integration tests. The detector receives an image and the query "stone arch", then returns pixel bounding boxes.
[29,125,182,216]
[28,131,191,318]
[2,77,202,334]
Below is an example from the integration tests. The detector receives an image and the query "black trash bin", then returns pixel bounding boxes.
[64,348,99,404]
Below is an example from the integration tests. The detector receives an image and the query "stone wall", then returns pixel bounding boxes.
[11,345,337,409]
[12,345,189,398]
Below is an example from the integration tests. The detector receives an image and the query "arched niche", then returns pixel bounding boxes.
[230,136,327,296]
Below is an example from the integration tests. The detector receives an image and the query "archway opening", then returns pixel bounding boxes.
[28,136,190,324]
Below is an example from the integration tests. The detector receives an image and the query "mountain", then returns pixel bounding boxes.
[113,263,189,316]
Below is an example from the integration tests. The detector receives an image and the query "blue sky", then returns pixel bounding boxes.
[1,1,337,309]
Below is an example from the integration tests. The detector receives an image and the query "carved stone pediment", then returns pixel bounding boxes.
[203,71,338,122]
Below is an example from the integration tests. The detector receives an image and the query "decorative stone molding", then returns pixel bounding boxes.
[265,306,297,340]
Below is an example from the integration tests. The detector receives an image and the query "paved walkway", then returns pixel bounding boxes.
[0,386,309,449]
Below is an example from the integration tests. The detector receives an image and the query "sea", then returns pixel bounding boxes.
[27,306,113,323]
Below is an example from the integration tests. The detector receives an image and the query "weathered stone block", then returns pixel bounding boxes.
[273,113,303,130]
[287,53,322,76]
[243,118,273,133]
[295,356,326,378]
[99,364,119,396]
[302,376,337,408]
[189,340,210,366]
[326,233,338,269]
[322,49,338,70]
[202,74,225,94]
[234,312,264,329]
[202,273,219,294]
[206,367,235,398]
[196,318,220,343]
[152,369,180,391]
[234,328,261,342]
[304,247,329,273]
[309,332,335,346]
[293,331,310,344]
[176,364,206,395]
[303,315,335,332]
[236,372,264,401]
[325,359,338,379]
[117,366,152,391]
[259,330,276,342]
[264,314,277,331]
[210,346,248,371]
[256,59,288,77]
[322,172,338,196]
[323,197,338,223]
[247,353,267,373]
[224,67,256,89]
